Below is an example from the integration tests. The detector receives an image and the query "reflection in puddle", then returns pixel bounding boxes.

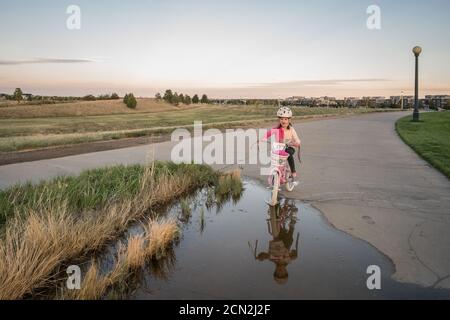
[101,179,450,299]
[250,200,299,285]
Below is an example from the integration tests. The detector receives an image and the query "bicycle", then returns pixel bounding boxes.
[254,140,300,206]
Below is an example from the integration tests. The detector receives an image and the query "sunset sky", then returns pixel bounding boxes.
[1,0,449,98]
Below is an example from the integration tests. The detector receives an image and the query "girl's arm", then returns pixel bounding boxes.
[262,128,274,141]
[257,128,274,145]
[253,128,272,148]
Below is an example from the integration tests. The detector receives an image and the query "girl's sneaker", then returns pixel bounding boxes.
[288,175,299,187]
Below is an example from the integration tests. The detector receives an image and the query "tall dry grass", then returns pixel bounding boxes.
[64,218,179,300]
[0,162,216,300]
[215,168,244,205]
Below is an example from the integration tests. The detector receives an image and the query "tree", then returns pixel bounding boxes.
[111,93,119,100]
[155,93,162,100]
[163,89,173,103]
[179,93,185,104]
[192,94,199,104]
[98,94,111,100]
[173,92,180,106]
[124,93,137,109]
[83,94,96,101]
[201,94,209,104]
[123,94,129,104]
[13,88,23,103]
[184,95,192,105]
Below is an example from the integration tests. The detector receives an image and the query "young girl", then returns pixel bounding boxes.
[260,107,301,178]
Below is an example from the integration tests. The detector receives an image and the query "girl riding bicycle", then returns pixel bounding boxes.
[259,107,301,179]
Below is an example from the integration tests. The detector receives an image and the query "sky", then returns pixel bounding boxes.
[0,0,449,98]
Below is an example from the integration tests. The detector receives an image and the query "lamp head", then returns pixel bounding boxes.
[413,46,422,57]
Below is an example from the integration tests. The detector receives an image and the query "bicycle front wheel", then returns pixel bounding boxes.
[285,175,295,192]
[269,171,280,206]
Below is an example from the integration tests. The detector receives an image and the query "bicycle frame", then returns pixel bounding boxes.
[268,142,291,186]
[265,142,297,206]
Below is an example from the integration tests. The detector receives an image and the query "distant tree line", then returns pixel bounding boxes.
[0,88,121,105]
[154,89,208,106]
[81,93,120,101]
[207,99,280,106]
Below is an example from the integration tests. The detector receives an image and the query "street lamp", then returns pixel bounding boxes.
[401,90,404,110]
[412,46,422,121]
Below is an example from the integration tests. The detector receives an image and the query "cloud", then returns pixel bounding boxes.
[248,78,390,88]
[0,58,96,66]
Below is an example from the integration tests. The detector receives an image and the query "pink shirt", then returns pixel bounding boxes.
[263,126,301,147]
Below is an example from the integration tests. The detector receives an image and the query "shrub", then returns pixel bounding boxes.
[124,93,137,109]
[163,90,173,103]
[13,88,23,103]
[172,93,180,106]
[83,95,96,101]
[201,94,209,104]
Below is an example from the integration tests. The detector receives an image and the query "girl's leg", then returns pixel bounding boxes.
[285,147,296,177]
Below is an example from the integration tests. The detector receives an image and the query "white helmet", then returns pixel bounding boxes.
[277,107,292,118]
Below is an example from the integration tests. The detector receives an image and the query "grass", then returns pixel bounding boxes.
[215,169,243,204]
[396,111,450,179]
[199,207,206,234]
[63,218,179,300]
[180,199,191,218]
[0,100,398,152]
[0,161,220,299]
[0,162,216,228]
[0,98,195,118]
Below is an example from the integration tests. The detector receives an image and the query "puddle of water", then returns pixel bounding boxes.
[99,179,450,300]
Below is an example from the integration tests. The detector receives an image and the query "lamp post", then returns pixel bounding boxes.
[401,90,404,110]
[412,46,422,121]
